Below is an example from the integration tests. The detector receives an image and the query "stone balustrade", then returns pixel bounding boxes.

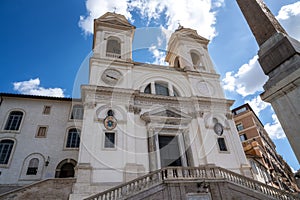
[106,52,121,59]
[0,178,76,200]
[85,166,298,200]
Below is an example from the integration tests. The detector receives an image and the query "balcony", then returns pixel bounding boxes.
[106,52,121,59]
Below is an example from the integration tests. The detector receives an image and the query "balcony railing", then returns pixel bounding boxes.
[106,52,121,59]
[85,166,298,200]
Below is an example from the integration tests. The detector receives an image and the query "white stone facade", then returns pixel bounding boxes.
[70,12,251,199]
[0,95,81,185]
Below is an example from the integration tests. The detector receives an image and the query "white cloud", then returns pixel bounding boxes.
[13,78,65,97]
[79,0,132,35]
[245,95,270,116]
[277,1,300,20]
[277,1,300,41]
[222,56,268,97]
[265,114,286,140]
[79,0,223,40]
[223,2,300,98]
[148,45,168,65]
[129,0,222,40]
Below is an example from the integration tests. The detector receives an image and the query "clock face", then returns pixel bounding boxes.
[214,123,223,136]
[101,69,122,86]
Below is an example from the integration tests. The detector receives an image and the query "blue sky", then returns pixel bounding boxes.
[0,0,299,170]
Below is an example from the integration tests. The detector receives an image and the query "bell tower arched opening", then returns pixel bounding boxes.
[106,37,121,58]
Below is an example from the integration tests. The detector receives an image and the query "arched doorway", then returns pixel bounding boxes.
[59,163,75,178]
[55,159,77,178]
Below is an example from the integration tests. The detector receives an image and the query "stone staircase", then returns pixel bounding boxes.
[85,166,299,200]
[0,178,75,200]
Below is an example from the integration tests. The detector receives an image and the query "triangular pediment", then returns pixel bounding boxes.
[187,33,209,42]
[149,107,190,118]
[95,12,134,28]
[175,27,209,44]
[150,110,182,118]
[141,107,192,124]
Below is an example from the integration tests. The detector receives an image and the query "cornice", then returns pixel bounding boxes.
[185,70,220,79]
[90,56,134,67]
[81,85,234,111]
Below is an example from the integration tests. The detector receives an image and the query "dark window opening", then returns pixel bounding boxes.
[0,140,14,164]
[239,134,247,142]
[43,106,51,115]
[106,38,121,58]
[218,138,228,152]
[37,126,47,137]
[59,163,75,178]
[107,110,114,116]
[26,158,39,175]
[66,129,80,148]
[144,84,151,94]
[105,132,115,148]
[155,83,169,96]
[236,123,244,131]
[5,111,23,131]
[174,57,180,68]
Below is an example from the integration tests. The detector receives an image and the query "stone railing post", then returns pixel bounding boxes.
[177,167,183,178]
[167,168,174,180]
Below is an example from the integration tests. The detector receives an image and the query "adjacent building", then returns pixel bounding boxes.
[0,94,81,188]
[232,104,298,192]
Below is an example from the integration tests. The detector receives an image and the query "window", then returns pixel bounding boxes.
[143,81,180,97]
[174,56,180,68]
[106,37,121,58]
[36,126,47,138]
[26,158,39,175]
[234,107,247,115]
[43,106,51,115]
[66,128,80,148]
[155,83,169,96]
[239,134,247,142]
[236,123,244,131]
[4,111,23,131]
[144,84,151,94]
[250,160,258,174]
[71,105,84,120]
[0,140,14,165]
[104,132,115,148]
[191,52,200,66]
[217,138,228,152]
[107,109,114,117]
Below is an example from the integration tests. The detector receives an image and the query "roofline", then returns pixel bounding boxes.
[232,103,253,113]
[232,103,264,128]
[0,93,81,102]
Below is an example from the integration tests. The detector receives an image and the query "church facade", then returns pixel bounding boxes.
[0,11,297,200]
[69,12,252,199]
